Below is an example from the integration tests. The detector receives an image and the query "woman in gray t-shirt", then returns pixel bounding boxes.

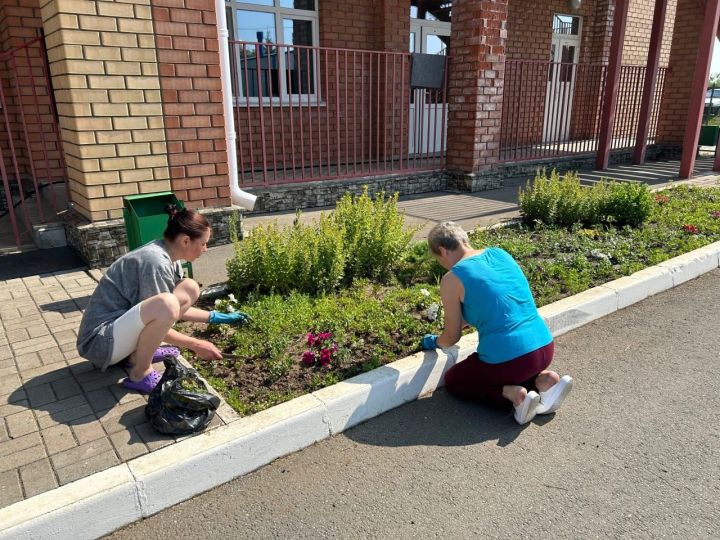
[77,205,248,393]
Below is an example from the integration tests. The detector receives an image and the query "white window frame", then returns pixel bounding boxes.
[226,0,320,106]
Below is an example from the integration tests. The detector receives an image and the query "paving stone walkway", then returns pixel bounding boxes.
[0,270,227,507]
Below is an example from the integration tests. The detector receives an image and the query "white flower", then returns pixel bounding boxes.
[214,299,222,306]
[227,305,236,313]
[426,303,440,321]
[420,288,430,297]
[228,293,237,303]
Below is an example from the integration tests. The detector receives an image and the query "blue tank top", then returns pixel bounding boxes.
[451,247,552,364]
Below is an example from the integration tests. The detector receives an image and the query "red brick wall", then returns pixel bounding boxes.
[656,0,703,145]
[0,0,64,192]
[151,0,229,209]
[623,0,677,66]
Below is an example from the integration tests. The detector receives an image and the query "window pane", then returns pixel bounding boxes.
[237,11,279,98]
[283,19,314,94]
[238,0,274,6]
[425,34,449,55]
[279,0,315,9]
[409,32,415,53]
[236,10,276,43]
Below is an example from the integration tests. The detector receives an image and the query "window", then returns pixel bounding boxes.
[226,0,319,103]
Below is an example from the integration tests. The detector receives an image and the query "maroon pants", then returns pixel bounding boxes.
[444,341,554,408]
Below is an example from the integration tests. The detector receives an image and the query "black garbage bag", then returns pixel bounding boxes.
[145,355,221,435]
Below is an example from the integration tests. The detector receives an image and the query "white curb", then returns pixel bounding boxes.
[3,240,720,539]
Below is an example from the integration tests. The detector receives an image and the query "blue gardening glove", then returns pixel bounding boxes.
[208,310,251,325]
[421,334,439,350]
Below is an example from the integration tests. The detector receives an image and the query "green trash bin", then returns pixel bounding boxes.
[698,125,720,147]
[122,192,193,278]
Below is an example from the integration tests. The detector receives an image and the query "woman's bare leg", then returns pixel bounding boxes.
[534,370,560,392]
[127,293,180,381]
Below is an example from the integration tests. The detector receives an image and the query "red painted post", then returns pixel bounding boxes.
[680,0,720,178]
[633,0,668,164]
[596,0,630,170]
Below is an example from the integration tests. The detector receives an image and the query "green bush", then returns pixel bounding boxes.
[227,187,415,297]
[330,187,416,283]
[519,169,652,228]
[226,215,345,297]
[594,180,653,227]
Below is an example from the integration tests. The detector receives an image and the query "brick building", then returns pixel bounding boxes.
[0,0,716,264]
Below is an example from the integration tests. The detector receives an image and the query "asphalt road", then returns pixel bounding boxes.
[108,269,720,539]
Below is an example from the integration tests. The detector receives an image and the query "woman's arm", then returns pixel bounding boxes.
[182,306,211,323]
[436,272,464,348]
[163,328,223,360]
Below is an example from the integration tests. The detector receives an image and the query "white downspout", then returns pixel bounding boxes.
[216,0,257,210]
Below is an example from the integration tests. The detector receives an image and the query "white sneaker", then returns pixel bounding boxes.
[514,390,541,425]
[536,375,573,414]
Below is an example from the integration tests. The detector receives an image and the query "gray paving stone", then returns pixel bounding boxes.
[6,328,29,344]
[18,305,40,317]
[52,330,77,346]
[0,365,16,378]
[25,383,56,407]
[99,402,148,435]
[134,422,175,451]
[39,347,67,366]
[50,437,113,470]
[0,444,46,473]
[59,341,77,353]
[0,393,27,410]
[50,377,82,400]
[77,370,124,393]
[0,345,12,361]
[55,449,119,486]
[0,470,22,507]
[85,387,118,413]
[71,415,106,445]
[41,424,78,455]
[19,457,57,498]
[6,410,38,438]
[0,374,21,396]
[21,362,71,387]
[37,403,95,429]
[110,427,149,461]
[0,308,21,321]
[14,352,42,371]
[27,325,51,339]
[0,432,42,458]
[11,337,57,356]
[0,420,8,443]
[110,383,146,406]
[68,358,94,375]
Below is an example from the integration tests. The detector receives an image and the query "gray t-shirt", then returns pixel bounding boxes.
[77,240,184,370]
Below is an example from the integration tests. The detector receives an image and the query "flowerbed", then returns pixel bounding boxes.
[179,181,720,416]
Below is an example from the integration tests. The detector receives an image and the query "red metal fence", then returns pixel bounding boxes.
[0,36,66,250]
[230,41,448,187]
[499,60,666,161]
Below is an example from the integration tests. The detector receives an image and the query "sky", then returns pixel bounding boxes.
[712,39,720,76]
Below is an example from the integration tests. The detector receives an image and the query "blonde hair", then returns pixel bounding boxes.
[427,221,470,254]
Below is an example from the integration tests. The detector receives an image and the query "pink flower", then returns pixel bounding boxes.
[306,333,316,346]
[301,351,316,366]
[711,211,720,219]
[318,332,332,342]
[319,349,332,367]
[683,224,699,235]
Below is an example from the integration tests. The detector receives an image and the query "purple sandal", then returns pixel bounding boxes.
[122,369,162,394]
[121,346,180,369]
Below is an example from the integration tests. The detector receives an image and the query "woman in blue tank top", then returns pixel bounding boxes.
[421,222,573,425]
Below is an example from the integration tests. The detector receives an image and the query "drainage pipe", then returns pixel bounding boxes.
[215,0,257,210]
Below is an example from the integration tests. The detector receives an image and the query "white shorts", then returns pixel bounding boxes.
[109,303,146,365]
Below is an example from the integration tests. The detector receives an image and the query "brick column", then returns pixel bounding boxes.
[41,0,170,221]
[446,0,507,188]
[655,0,704,149]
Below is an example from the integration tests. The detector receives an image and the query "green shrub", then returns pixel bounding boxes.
[227,187,414,297]
[331,187,416,283]
[519,169,652,228]
[594,180,653,227]
[226,216,345,297]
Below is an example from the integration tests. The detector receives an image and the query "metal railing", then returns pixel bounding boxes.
[229,41,448,187]
[499,60,666,161]
[0,35,67,249]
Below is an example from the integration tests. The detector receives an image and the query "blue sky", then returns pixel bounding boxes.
[712,39,720,76]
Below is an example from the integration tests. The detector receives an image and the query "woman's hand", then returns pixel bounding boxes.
[191,339,223,360]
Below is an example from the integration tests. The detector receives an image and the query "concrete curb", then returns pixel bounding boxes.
[3,240,720,539]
